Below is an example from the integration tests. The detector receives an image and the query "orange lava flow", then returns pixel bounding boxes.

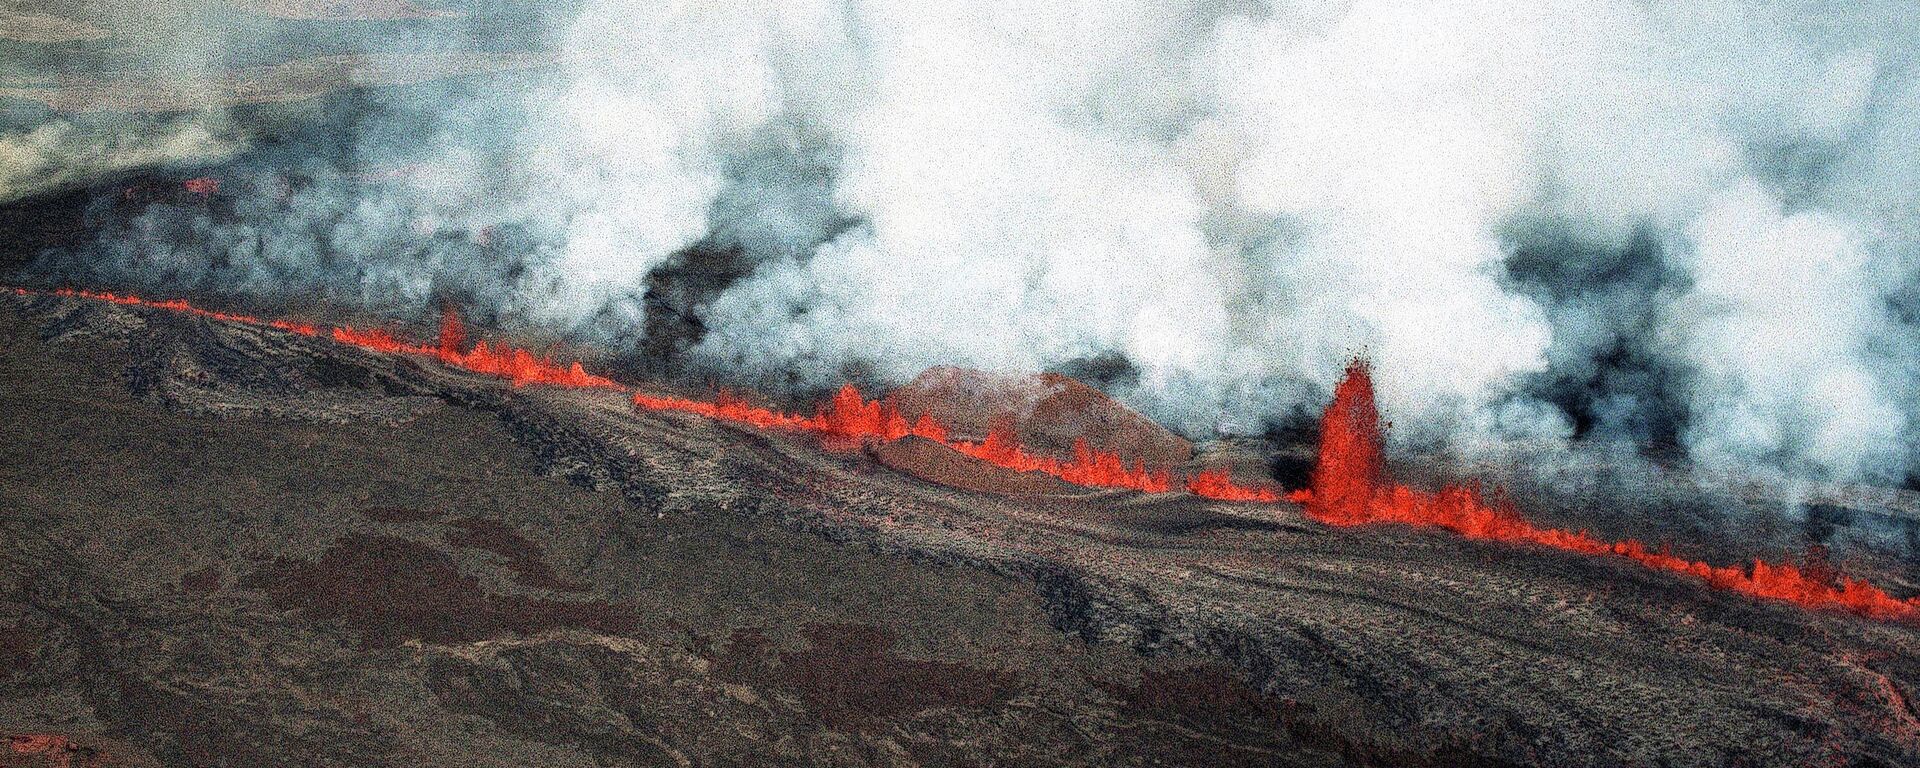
[333,309,621,389]
[637,382,1194,495]
[632,380,1286,499]
[15,286,1226,494]
[328,312,620,389]
[436,313,621,389]
[1302,359,1920,621]
[48,287,302,331]
[1185,467,1283,503]
[9,733,90,768]
[630,389,827,432]
[34,287,618,390]
[182,176,221,198]
[14,285,1920,620]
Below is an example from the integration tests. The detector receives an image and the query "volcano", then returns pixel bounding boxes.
[2,288,1919,767]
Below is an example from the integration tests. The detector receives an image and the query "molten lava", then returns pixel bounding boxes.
[1307,359,1387,523]
[328,307,622,389]
[38,288,618,390]
[630,389,825,432]
[49,287,290,329]
[13,286,1265,498]
[636,383,1189,495]
[1185,467,1282,503]
[1301,359,1920,621]
[449,312,618,388]
[438,306,467,358]
[11,286,1919,622]
[182,176,221,198]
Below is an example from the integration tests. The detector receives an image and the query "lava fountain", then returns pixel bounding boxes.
[8,286,1917,622]
[1300,359,1920,621]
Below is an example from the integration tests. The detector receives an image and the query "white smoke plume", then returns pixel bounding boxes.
[647,0,1919,482]
[1666,181,1906,482]
[12,0,1920,485]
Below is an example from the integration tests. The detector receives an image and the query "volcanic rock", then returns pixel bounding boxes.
[0,292,1337,767]
[870,435,1081,497]
[889,365,1192,467]
[4,291,1920,767]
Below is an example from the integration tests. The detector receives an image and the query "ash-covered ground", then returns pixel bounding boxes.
[4,284,1920,768]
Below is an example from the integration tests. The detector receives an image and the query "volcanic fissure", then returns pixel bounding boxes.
[15,285,1918,622]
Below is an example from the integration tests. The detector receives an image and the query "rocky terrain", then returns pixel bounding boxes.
[888,366,1195,469]
[2,291,1920,767]
[0,293,1322,768]
[8,0,1918,764]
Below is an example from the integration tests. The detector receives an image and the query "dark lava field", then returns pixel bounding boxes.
[3,278,1920,768]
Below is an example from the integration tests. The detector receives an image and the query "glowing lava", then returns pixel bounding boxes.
[636,381,1287,498]
[46,287,310,332]
[1302,359,1920,621]
[36,288,617,390]
[435,313,620,389]
[637,383,1190,495]
[1185,467,1284,503]
[7,287,1269,498]
[327,307,621,388]
[182,176,220,198]
[10,286,1919,621]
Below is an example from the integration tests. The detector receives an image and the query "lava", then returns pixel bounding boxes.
[438,305,467,358]
[10,285,1920,622]
[329,310,625,389]
[12,286,1256,497]
[38,287,617,390]
[8,733,95,768]
[1185,467,1283,503]
[47,287,319,334]
[630,389,826,431]
[1301,359,1920,621]
[1305,359,1386,523]
[637,383,1188,495]
[182,176,221,198]
[433,311,620,389]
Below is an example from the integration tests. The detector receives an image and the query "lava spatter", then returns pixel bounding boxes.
[11,286,1919,622]
[1299,359,1920,621]
[640,383,1187,495]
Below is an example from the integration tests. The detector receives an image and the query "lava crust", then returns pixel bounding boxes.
[3,291,1919,767]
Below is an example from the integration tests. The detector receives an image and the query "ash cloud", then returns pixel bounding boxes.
[9,0,1920,486]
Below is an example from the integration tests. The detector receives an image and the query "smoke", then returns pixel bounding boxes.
[1666,180,1905,481]
[0,7,108,43]
[10,0,1920,485]
[697,1,1237,418]
[0,114,240,204]
[685,0,1920,484]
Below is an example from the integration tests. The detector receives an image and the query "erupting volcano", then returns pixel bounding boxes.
[1303,359,1920,621]
[5,283,1920,767]
[23,288,624,390]
[9,285,1920,624]
[336,307,621,390]
[640,384,1184,495]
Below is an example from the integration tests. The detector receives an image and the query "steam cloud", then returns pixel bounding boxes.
[0,114,239,203]
[10,0,1920,485]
